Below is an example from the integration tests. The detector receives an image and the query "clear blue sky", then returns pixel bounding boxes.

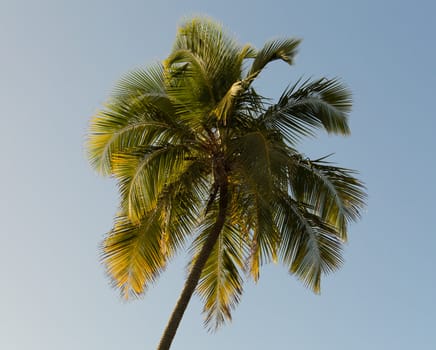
[1,0,435,349]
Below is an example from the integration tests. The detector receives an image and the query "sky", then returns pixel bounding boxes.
[1,0,435,349]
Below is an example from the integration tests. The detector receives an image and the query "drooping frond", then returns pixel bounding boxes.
[289,155,366,239]
[261,78,352,144]
[190,200,250,330]
[157,160,213,254]
[102,212,166,299]
[88,103,166,175]
[246,190,278,281]
[228,129,288,280]
[103,158,214,299]
[274,194,344,293]
[87,64,189,175]
[112,144,205,224]
[248,38,301,77]
[112,63,167,101]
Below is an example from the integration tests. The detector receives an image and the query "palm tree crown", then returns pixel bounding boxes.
[87,17,366,348]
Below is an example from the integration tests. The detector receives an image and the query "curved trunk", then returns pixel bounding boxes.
[157,179,229,350]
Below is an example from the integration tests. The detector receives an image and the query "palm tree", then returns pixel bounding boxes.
[87,17,366,350]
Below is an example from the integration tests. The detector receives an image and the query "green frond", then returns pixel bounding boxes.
[227,129,294,280]
[228,124,292,191]
[289,156,366,238]
[262,78,352,144]
[274,195,343,293]
[88,111,172,175]
[103,158,214,300]
[102,212,166,299]
[248,38,301,77]
[165,48,215,103]
[229,130,274,193]
[190,208,249,330]
[112,144,193,223]
[158,160,213,252]
[175,18,241,73]
[87,63,190,176]
[229,88,266,128]
[170,18,245,104]
[112,63,167,101]
[228,186,275,282]
[247,191,278,281]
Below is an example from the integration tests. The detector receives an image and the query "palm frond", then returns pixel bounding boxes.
[87,63,192,175]
[88,109,173,175]
[112,63,167,101]
[247,191,278,281]
[289,155,366,238]
[275,195,343,293]
[248,38,301,77]
[165,48,215,103]
[230,130,273,179]
[158,160,213,253]
[238,43,257,62]
[172,18,243,98]
[102,212,166,299]
[190,207,249,330]
[112,144,193,223]
[227,129,293,280]
[165,17,252,128]
[261,78,352,144]
[103,158,213,299]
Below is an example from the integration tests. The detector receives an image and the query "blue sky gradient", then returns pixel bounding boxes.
[1,0,435,349]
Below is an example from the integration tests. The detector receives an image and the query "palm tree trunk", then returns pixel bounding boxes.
[157,179,229,350]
